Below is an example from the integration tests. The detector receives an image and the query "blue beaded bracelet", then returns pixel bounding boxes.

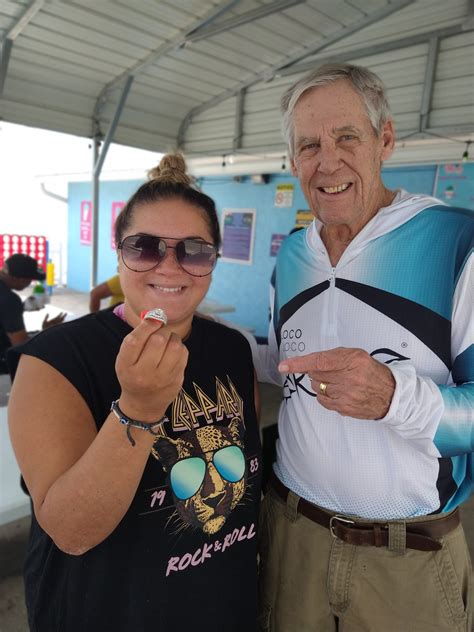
[110,400,167,447]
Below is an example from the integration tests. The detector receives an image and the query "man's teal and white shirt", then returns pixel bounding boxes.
[257,190,473,519]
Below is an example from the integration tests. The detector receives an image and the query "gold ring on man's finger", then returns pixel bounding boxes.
[319,382,328,395]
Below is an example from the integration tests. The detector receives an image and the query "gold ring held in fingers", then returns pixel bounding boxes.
[319,382,328,395]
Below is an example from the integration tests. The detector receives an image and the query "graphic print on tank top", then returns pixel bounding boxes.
[148,374,258,536]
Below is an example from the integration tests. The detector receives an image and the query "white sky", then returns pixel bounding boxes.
[0,121,162,247]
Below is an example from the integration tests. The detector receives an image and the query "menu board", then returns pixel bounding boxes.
[221,209,256,264]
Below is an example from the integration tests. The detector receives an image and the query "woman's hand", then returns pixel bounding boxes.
[42,311,67,329]
[115,318,189,422]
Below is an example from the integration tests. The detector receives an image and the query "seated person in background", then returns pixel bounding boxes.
[0,253,65,374]
[8,153,261,632]
[89,273,124,312]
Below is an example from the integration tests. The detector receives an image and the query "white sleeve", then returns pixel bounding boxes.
[381,362,444,457]
[381,253,474,458]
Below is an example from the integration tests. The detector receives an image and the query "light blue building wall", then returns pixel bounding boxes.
[68,179,141,291]
[67,163,474,337]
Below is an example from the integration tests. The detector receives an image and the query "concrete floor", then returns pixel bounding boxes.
[1,288,473,631]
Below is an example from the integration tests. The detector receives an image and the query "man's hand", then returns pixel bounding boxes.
[279,347,396,420]
[42,312,67,329]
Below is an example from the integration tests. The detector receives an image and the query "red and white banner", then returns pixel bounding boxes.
[80,200,92,245]
[111,202,125,249]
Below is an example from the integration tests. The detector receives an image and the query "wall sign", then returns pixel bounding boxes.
[295,209,314,227]
[270,233,286,257]
[111,201,125,249]
[80,200,92,245]
[274,183,294,208]
[437,163,474,209]
[221,209,256,264]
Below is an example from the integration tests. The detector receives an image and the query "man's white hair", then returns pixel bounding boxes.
[281,63,392,158]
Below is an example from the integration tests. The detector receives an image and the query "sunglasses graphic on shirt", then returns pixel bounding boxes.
[169,445,246,500]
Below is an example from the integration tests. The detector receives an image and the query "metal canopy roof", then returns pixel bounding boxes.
[0,0,473,165]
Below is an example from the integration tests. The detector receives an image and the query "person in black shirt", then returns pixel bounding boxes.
[0,253,65,373]
[8,154,261,632]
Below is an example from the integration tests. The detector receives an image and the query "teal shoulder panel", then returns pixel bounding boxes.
[352,206,474,319]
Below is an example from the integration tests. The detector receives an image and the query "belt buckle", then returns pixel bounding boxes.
[329,514,355,538]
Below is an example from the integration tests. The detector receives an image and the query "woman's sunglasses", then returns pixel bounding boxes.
[118,234,219,277]
[170,445,246,500]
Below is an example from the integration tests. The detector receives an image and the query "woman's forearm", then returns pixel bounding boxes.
[37,410,157,555]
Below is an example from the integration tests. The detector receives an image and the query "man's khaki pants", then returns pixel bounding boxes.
[258,488,473,632]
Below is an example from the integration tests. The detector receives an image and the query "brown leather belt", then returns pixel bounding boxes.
[270,472,460,552]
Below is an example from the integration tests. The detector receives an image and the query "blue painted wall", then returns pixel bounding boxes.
[382,164,437,195]
[67,162,474,337]
[199,174,309,336]
[68,179,141,290]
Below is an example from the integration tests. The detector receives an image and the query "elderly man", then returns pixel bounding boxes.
[258,63,473,632]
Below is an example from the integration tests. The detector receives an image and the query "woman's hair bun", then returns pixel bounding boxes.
[147,153,193,186]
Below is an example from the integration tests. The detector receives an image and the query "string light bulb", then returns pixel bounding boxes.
[462,141,471,162]
[281,155,287,171]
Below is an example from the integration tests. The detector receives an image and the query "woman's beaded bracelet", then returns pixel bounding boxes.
[110,399,167,447]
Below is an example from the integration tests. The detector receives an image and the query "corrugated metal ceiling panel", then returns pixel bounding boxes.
[0,0,472,165]
[436,37,474,80]
[319,0,467,53]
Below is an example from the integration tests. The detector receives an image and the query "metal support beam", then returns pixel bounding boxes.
[93,0,241,127]
[94,75,134,178]
[177,122,474,159]
[233,89,246,151]
[186,0,305,44]
[0,0,44,96]
[276,0,415,74]
[5,0,44,40]
[185,0,244,38]
[91,136,100,289]
[90,75,134,288]
[177,0,415,148]
[419,36,439,132]
[0,38,13,95]
[277,24,470,77]
[468,0,474,25]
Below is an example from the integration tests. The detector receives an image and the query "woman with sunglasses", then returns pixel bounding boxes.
[8,154,262,632]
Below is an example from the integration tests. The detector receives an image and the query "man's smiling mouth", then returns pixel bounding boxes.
[318,183,351,194]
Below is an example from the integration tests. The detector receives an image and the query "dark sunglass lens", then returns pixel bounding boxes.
[176,240,217,276]
[122,235,164,271]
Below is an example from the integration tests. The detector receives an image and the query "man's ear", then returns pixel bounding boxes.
[380,119,395,163]
[290,157,298,177]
